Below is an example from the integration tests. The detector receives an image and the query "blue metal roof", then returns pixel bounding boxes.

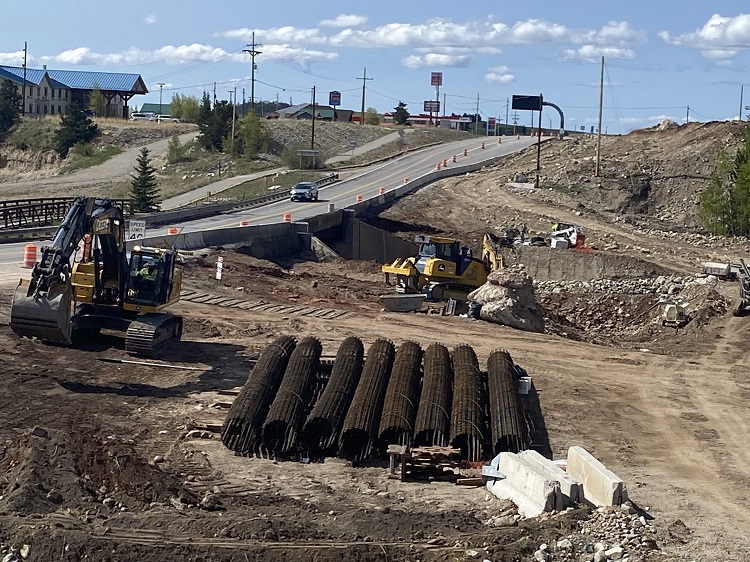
[0,65,147,93]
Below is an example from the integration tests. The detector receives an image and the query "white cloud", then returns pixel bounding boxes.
[415,46,502,55]
[144,14,157,25]
[0,50,29,65]
[319,14,367,28]
[648,114,677,123]
[660,13,750,61]
[401,53,473,69]
[150,81,172,90]
[484,65,514,84]
[263,44,338,69]
[219,26,327,45]
[572,21,646,47]
[619,117,643,125]
[564,45,636,62]
[42,44,244,66]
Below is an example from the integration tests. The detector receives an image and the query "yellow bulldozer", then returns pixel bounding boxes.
[381,233,505,301]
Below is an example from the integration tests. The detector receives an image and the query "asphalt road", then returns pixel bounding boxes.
[0,135,541,284]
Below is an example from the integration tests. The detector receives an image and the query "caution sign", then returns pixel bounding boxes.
[127,220,146,240]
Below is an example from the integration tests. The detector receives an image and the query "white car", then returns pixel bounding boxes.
[130,112,155,121]
[153,114,181,123]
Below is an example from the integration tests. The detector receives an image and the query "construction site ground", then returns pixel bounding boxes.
[0,121,749,560]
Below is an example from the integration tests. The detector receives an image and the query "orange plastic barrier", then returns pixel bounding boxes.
[22,244,36,268]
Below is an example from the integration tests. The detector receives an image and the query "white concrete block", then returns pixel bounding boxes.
[519,450,583,506]
[567,446,627,507]
[486,452,562,517]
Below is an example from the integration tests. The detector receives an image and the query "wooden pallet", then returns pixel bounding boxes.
[387,445,462,481]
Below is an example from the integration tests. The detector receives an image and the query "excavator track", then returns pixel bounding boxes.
[125,314,183,356]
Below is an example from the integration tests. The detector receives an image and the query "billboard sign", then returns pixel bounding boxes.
[430,72,443,87]
[424,100,440,113]
[512,94,543,111]
[488,117,496,127]
[328,90,341,106]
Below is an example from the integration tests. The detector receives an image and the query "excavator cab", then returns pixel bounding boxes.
[124,247,180,311]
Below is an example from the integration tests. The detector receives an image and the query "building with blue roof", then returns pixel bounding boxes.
[0,64,148,119]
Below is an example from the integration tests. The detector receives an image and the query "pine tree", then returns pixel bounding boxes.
[393,101,409,126]
[55,102,98,157]
[129,147,160,212]
[237,111,270,157]
[88,84,106,117]
[0,79,22,134]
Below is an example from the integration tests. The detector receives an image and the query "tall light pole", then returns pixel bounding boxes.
[157,82,165,120]
[243,32,262,114]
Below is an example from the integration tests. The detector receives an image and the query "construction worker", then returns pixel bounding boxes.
[136,262,158,291]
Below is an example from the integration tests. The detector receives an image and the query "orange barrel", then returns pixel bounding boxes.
[167,227,178,235]
[498,137,502,143]
[356,195,363,203]
[516,134,520,139]
[443,158,447,166]
[435,162,441,170]
[463,148,468,156]
[379,187,385,195]
[452,154,457,163]
[22,244,37,268]
[403,177,409,184]
[481,142,485,149]
[283,212,292,223]
[239,220,249,226]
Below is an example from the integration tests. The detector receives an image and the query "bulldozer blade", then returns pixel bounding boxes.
[10,279,74,344]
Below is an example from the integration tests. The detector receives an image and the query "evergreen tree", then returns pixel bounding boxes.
[55,102,98,157]
[129,147,160,212]
[393,101,409,125]
[700,129,750,236]
[197,98,234,151]
[237,111,270,157]
[88,84,106,117]
[0,79,22,134]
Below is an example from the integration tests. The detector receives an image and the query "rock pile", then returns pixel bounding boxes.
[529,504,660,561]
[534,274,718,296]
[468,265,545,333]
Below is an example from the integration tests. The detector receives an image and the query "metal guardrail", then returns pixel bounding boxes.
[0,173,340,237]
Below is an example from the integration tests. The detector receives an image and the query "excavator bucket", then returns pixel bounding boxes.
[10,279,74,344]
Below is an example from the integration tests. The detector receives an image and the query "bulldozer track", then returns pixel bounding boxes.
[180,289,353,320]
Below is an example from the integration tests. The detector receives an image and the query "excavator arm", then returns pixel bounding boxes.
[10,197,126,344]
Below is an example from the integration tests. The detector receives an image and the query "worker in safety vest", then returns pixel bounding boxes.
[138,262,158,284]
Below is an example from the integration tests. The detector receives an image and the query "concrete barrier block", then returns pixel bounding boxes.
[519,450,583,506]
[567,446,627,507]
[486,452,562,517]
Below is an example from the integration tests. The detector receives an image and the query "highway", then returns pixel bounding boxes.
[0,134,541,284]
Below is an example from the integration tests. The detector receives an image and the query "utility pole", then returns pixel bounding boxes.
[213,82,217,105]
[595,56,604,177]
[158,83,165,120]
[230,87,237,153]
[443,92,447,118]
[475,92,480,135]
[243,32,263,114]
[505,97,510,136]
[740,86,744,121]
[357,67,372,125]
[311,86,316,151]
[686,105,690,124]
[242,87,246,118]
[512,111,519,135]
[21,41,27,116]
[435,82,440,127]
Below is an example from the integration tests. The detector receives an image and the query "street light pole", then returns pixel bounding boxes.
[157,83,165,121]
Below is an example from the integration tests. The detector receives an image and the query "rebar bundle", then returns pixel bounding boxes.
[339,339,395,461]
[262,337,322,454]
[486,349,528,454]
[378,341,423,450]
[449,344,490,462]
[221,335,296,452]
[413,343,453,447]
[301,337,364,452]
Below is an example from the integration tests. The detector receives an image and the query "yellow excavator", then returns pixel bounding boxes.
[10,197,182,355]
[382,233,505,301]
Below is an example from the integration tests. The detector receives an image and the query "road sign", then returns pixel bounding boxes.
[512,95,543,111]
[430,72,443,87]
[127,219,145,240]
[488,117,496,127]
[329,90,341,106]
[349,139,358,149]
[424,100,440,113]
[296,149,320,157]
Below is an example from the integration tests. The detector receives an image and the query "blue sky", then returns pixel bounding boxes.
[3,1,750,132]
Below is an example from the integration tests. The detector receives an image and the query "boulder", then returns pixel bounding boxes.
[469,266,544,333]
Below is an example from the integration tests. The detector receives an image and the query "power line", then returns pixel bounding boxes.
[242,32,262,113]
